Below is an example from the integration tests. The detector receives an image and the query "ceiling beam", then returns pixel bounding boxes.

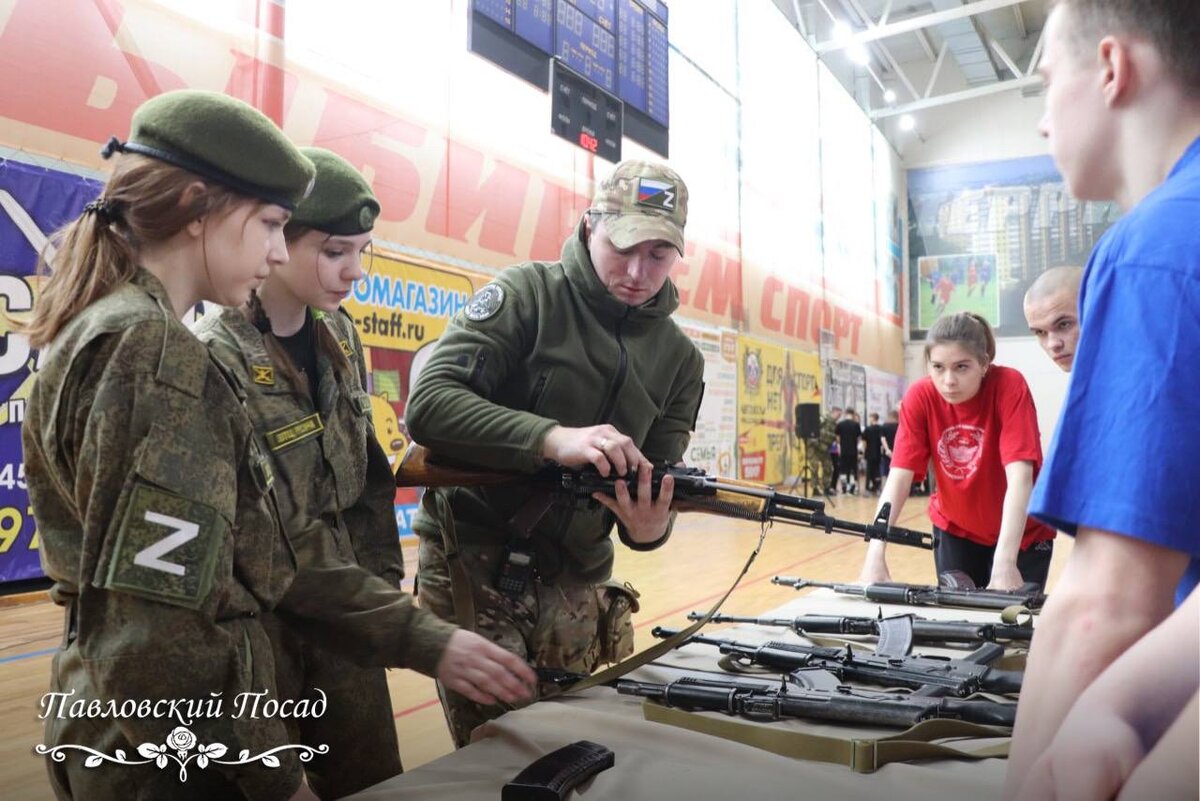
[840,0,921,100]
[1013,2,1027,38]
[815,0,1029,54]
[872,73,1042,119]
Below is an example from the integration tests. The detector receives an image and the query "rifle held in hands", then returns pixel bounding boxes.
[396,443,934,549]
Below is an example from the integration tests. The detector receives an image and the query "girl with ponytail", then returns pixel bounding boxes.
[857,312,1056,591]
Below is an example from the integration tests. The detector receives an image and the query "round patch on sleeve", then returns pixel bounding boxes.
[464,283,505,321]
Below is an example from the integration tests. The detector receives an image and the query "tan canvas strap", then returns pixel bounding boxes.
[642,702,1011,773]
[552,525,770,696]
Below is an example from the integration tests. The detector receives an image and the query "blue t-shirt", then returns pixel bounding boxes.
[1030,136,1200,606]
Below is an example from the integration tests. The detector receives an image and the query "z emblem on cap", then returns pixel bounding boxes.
[465,283,505,322]
[637,178,676,211]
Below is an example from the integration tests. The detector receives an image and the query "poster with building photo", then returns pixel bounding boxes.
[907,155,1120,336]
[824,359,868,418]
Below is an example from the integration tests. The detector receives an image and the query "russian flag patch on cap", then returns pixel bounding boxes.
[636,178,677,211]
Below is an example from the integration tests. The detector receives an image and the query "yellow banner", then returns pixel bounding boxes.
[736,337,822,484]
[343,253,475,353]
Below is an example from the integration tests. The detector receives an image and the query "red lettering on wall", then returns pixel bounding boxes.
[760,276,783,333]
[810,299,833,344]
[0,0,186,143]
[427,143,531,256]
[785,285,811,339]
[530,180,589,261]
[693,251,744,321]
[313,90,426,223]
[224,53,298,126]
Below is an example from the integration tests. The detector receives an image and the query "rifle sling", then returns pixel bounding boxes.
[640,703,1011,773]
[549,524,771,696]
[431,489,477,631]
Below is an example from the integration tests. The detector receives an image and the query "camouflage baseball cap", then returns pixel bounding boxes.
[590,160,688,254]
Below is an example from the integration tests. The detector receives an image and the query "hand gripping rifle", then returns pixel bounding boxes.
[396,444,934,549]
[772,576,1046,611]
[616,675,1016,729]
[686,611,1034,649]
[651,626,1023,697]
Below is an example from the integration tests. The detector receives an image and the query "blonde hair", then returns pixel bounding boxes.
[924,312,996,366]
[16,155,246,347]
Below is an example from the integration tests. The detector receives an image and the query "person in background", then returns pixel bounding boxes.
[1023,265,1083,372]
[1005,0,1200,794]
[856,312,1055,590]
[835,408,862,495]
[861,412,884,493]
[880,408,899,480]
[823,406,843,493]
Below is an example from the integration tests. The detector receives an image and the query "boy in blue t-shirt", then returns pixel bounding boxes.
[1005,2,1200,798]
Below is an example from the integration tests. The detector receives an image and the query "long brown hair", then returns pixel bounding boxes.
[15,154,244,347]
[244,223,354,386]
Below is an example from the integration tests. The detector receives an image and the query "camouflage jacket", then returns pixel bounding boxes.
[24,270,302,799]
[407,221,705,584]
[193,306,403,587]
[25,272,454,798]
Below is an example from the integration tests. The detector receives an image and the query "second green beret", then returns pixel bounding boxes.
[290,147,380,235]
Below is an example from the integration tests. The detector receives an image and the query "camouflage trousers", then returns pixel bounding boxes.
[416,537,637,748]
[262,614,402,800]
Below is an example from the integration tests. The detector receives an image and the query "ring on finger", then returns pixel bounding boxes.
[599,437,609,450]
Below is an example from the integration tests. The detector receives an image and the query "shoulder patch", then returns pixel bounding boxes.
[100,483,225,610]
[339,339,353,357]
[464,283,505,322]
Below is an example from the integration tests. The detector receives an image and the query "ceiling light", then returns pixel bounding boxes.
[899,114,916,132]
[883,89,897,104]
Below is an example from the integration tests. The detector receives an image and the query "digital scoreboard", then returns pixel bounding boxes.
[551,59,622,162]
[469,0,669,158]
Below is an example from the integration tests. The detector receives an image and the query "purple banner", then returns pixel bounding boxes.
[0,157,102,583]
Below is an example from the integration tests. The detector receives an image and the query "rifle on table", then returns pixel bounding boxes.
[396,443,934,549]
[687,611,1033,649]
[773,576,1046,611]
[651,627,1023,697]
[616,675,1016,729]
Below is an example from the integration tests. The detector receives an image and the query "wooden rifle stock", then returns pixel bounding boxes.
[395,443,519,488]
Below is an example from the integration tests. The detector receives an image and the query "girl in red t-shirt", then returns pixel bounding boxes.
[857,312,1056,590]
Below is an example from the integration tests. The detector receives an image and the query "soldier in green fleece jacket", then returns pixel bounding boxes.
[406,160,705,746]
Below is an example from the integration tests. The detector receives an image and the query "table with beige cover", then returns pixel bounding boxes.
[347,589,1026,801]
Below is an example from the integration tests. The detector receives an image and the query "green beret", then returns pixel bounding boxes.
[290,148,380,235]
[102,90,315,210]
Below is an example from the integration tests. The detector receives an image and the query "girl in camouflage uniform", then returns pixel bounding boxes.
[194,149,412,798]
[21,92,533,801]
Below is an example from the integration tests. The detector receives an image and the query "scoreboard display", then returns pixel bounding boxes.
[469,0,669,157]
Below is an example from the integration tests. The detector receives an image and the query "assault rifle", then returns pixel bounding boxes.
[616,675,1016,729]
[773,576,1047,611]
[652,627,1023,697]
[396,444,934,549]
[686,611,1033,649]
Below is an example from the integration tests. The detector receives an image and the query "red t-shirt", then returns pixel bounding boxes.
[891,366,1055,549]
